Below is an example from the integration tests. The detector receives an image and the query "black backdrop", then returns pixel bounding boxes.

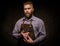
[0,0,59,46]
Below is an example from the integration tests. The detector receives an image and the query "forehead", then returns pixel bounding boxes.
[24,4,33,8]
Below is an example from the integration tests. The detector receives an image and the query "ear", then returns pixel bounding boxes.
[32,8,34,12]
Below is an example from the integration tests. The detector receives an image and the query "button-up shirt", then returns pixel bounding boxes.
[12,15,46,44]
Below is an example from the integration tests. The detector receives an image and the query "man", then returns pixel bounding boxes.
[12,1,46,46]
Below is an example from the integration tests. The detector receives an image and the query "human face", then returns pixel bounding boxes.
[24,4,34,18]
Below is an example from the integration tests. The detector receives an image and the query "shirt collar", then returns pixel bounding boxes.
[22,15,36,21]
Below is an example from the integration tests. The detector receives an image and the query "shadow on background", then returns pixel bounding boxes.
[0,0,58,46]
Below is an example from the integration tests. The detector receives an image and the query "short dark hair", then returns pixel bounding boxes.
[24,1,33,8]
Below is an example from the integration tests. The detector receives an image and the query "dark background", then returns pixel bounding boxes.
[0,0,59,46]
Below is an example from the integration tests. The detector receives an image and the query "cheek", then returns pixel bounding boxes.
[24,10,26,13]
[24,10,32,13]
[29,10,32,13]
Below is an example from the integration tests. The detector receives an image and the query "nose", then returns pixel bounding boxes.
[26,9,29,12]
[26,10,29,12]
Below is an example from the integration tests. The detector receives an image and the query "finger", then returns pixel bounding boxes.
[23,39,26,42]
[23,36,28,41]
[27,32,29,34]
[23,39,29,44]
[24,32,29,35]
[27,35,31,39]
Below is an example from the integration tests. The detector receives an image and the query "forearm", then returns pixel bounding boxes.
[12,33,22,39]
[33,20,46,44]
[33,34,46,44]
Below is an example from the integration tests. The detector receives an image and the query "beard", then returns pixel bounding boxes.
[24,13,32,19]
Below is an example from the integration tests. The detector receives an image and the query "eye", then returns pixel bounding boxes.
[28,8,30,9]
[24,8,27,10]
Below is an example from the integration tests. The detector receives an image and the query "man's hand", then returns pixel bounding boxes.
[24,35,34,44]
[20,31,34,44]
[20,31,29,39]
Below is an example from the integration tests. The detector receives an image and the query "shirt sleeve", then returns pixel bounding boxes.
[33,20,46,44]
[12,22,21,39]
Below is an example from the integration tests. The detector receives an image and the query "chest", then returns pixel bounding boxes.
[23,21,39,28]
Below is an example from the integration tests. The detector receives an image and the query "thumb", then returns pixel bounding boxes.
[27,32,29,35]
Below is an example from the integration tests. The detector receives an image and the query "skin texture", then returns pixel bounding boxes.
[24,4,34,19]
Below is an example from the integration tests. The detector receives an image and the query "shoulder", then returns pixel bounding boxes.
[15,17,24,25]
[33,16,44,24]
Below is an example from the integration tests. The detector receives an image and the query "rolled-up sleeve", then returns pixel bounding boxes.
[33,20,46,44]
